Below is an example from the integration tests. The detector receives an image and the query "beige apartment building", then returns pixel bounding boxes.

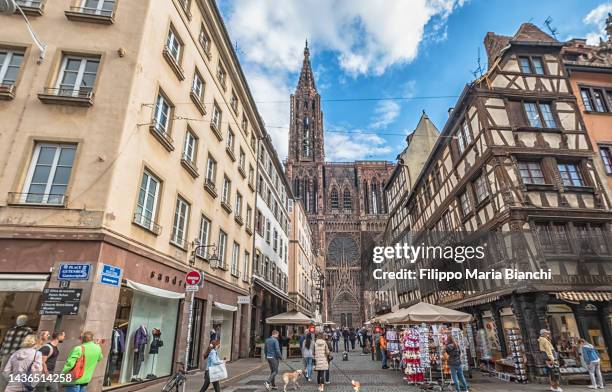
[0,0,262,390]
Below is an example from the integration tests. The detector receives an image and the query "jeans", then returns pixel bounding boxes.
[449,365,468,392]
[381,349,387,368]
[34,381,59,392]
[267,357,279,386]
[200,370,221,392]
[588,361,604,388]
[332,340,339,352]
[343,339,349,352]
[303,357,313,380]
[63,385,87,392]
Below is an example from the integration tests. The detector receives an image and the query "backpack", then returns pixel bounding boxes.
[69,346,86,380]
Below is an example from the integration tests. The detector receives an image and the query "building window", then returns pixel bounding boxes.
[134,170,160,230]
[205,155,216,185]
[171,197,190,247]
[457,120,473,154]
[231,242,240,276]
[535,222,571,253]
[221,176,231,204]
[153,92,172,134]
[242,251,250,282]
[56,55,99,96]
[273,229,278,252]
[196,215,211,258]
[523,102,558,128]
[0,49,24,87]
[178,0,190,14]
[182,129,197,164]
[330,188,339,209]
[266,221,271,243]
[217,62,226,87]
[474,173,489,203]
[343,188,351,210]
[241,115,248,132]
[459,190,471,216]
[235,192,242,218]
[558,162,585,186]
[518,56,545,75]
[226,128,235,151]
[230,90,238,113]
[248,165,254,185]
[250,134,256,152]
[518,161,545,184]
[199,25,211,53]
[211,102,222,131]
[191,71,205,103]
[165,27,182,63]
[246,205,252,229]
[22,143,76,205]
[580,87,610,113]
[217,230,227,268]
[599,146,612,174]
[239,148,246,170]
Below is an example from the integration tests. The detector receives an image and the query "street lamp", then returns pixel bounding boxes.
[190,242,219,267]
[0,0,46,61]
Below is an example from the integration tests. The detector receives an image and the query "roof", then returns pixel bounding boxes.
[484,23,559,67]
[297,40,317,92]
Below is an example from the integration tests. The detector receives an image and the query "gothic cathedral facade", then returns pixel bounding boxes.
[285,43,393,327]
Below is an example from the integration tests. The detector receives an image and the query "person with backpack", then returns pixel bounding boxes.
[61,331,103,392]
[35,331,65,392]
[3,334,43,392]
[580,338,604,389]
[301,334,314,382]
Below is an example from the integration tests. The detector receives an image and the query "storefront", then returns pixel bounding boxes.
[103,281,183,389]
[0,274,48,341]
[210,302,237,361]
[187,298,206,370]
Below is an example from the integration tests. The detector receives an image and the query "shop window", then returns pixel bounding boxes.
[546,304,583,371]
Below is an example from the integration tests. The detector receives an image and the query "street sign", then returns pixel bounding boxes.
[237,296,250,304]
[59,280,70,288]
[58,263,91,281]
[185,270,202,286]
[40,288,82,316]
[100,263,122,287]
[186,285,199,292]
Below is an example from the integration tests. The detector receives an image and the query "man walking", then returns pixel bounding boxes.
[581,338,604,389]
[331,330,340,353]
[61,331,103,392]
[36,331,65,392]
[342,328,350,352]
[538,329,562,392]
[264,330,282,391]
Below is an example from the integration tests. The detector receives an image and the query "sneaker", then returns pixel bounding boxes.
[264,382,271,391]
[598,387,605,389]
[271,386,278,390]
[556,388,564,392]
[589,386,599,390]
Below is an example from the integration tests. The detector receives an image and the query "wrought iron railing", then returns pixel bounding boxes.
[0,83,16,93]
[132,213,161,235]
[16,0,42,8]
[68,6,113,17]
[41,87,94,99]
[8,192,66,206]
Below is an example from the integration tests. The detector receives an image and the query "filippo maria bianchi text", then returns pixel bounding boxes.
[372,268,552,281]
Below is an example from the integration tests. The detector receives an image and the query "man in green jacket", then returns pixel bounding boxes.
[62,331,103,392]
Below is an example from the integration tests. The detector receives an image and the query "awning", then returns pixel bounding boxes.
[0,274,49,292]
[266,310,314,325]
[214,301,237,312]
[253,275,294,304]
[125,279,185,299]
[555,292,612,302]
[386,302,472,324]
[448,295,500,309]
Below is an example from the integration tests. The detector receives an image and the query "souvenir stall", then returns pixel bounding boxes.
[385,302,472,387]
[266,310,315,358]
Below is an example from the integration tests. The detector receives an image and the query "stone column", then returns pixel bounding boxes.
[240,302,252,358]
[572,304,590,340]
[232,303,242,360]
[598,306,612,360]
[199,297,214,369]
[490,303,507,357]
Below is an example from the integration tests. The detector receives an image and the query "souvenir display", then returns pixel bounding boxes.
[506,328,527,382]
[402,327,425,382]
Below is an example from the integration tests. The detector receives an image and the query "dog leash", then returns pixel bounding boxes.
[330,357,354,384]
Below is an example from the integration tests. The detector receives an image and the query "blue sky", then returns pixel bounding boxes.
[219,0,612,162]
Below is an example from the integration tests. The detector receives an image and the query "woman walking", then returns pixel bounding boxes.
[302,335,314,382]
[3,334,43,392]
[199,340,224,392]
[446,336,468,392]
[314,333,330,392]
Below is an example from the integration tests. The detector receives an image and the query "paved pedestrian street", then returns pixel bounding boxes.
[214,351,603,392]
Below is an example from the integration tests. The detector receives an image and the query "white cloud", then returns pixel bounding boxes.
[583,3,612,45]
[371,101,401,129]
[325,128,393,161]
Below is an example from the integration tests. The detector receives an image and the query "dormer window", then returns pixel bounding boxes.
[518,56,545,75]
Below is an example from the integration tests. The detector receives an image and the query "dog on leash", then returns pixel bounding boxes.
[351,380,361,392]
[282,369,303,392]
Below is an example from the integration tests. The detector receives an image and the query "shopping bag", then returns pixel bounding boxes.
[69,346,86,380]
[209,363,228,382]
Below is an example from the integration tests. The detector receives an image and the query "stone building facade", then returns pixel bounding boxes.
[284,43,393,327]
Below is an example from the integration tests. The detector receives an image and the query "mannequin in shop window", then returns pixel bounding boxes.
[103,323,126,386]
[0,315,33,370]
[131,325,148,382]
[146,328,163,380]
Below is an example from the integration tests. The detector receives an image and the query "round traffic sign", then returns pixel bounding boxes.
[185,270,202,286]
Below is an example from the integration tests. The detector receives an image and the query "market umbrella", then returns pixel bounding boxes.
[386,301,472,324]
[266,310,315,325]
[370,311,395,323]
[322,321,337,326]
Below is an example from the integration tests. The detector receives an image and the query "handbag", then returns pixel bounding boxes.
[23,352,39,392]
[69,346,86,380]
[208,363,228,382]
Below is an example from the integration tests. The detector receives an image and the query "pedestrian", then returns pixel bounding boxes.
[446,336,468,392]
[349,329,356,351]
[61,331,103,392]
[3,334,44,392]
[580,338,604,389]
[323,335,333,384]
[199,340,223,392]
[301,334,314,382]
[342,328,350,352]
[264,330,282,391]
[35,331,66,392]
[331,329,339,353]
[314,333,330,392]
[538,329,562,392]
[379,333,388,369]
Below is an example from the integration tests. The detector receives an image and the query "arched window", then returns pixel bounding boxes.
[311,178,317,214]
[363,180,369,214]
[304,178,310,212]
[343,188,352,210]
[331,187,339,209]
[371,179,379,214]
[293,178,301,197]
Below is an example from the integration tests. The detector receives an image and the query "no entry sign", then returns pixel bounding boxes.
[185,270,202,286]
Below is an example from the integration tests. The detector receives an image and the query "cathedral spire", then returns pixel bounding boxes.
[297,39,316,91]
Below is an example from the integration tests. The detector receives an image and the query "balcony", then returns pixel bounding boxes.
[181,155,199,178]
[246,225,253,236]
[221,200,233,214]
[38,87,94,107]
[132,213,162,235]
[234,215,244,226]
[190,91,206,115]
[149,122,175,152]
[15,0,44,16]
[238,165,246,179]
[210,122,223,141]
[64,6,114,24]
[0,83,16,100]
[225,147,236,162]
[7,192,67,207]
[162,48,185,81]
[204,179,217,198]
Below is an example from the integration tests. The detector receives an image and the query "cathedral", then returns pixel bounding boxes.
[284,43,393,327]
